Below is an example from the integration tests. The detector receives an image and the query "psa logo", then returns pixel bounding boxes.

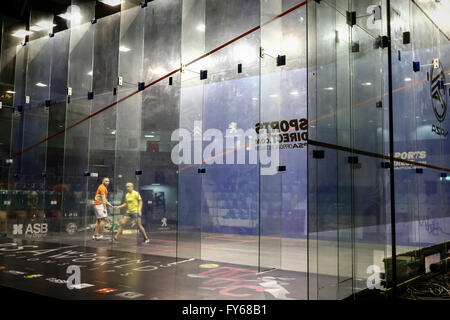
[12,223,48,237]
[430,60,448,137]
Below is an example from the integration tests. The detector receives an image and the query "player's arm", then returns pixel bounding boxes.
[138,199,143,216]
[116,203,127,209]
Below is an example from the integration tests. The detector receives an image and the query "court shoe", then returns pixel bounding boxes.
[143,239,150,244]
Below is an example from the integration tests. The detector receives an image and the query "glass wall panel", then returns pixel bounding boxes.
[176,0,205,260]
[86,12,120,248]
[140,0,181,257]
[113,4,144,252]
[45,29,70,241]
[61,0,96,247]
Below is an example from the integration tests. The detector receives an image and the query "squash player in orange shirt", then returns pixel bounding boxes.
[93,177,113,240]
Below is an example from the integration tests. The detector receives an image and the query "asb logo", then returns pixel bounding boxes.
[13,224,23,235]
[430,60,448,137]
[12,224,48,237]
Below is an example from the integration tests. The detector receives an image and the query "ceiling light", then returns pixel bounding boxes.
[6,90,15,94]
[36,83,47,87]
[324,87,334,91]
[30,21,56,31]
[145,135,155,138]
[99,0,123,6]
[362,82,372,86]
[11,30,33,38]
[290,90,300,96]
[58,6,82,23]
[87,71,93,76]
[119,46,131,52]
[404,77,412,82]
[196,24,206,32]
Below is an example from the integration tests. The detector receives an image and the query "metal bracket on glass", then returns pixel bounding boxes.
[200,70,208,80]
[45,100,51,108]
[138,82,145,91]
[84,171,91,177]
[373,36,389,49]
[68,87,72,96]
[351,42,360,53]
[26,96,30,104]
[346,11,356,26]
[372,6,381,21]
[277,55,286,67]
[49,33,55,38]
[312,150,324,159]
[238,64,243,74]
[198,168,206,174]
[118,76,123,86]
[260,47,265,58]
[181,64,186,73]
[376,101,383,108]
[403,31,410,44]
[277,166,286,172]
[88,92,94,100]
[414,59,439,72]
[348,156,359,164]
[381,162,391,169]
[41,172,47,178]
[169,77,173,85]
[416,168,423,174]
[433,58,440,69]
[136,170,143,176]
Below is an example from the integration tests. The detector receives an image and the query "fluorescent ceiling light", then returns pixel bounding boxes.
[269,94,278,98]
[404,77,412,82]
[30,21,56,31]
[362,82,372,86]
[6,90,15,94]
[11,30,33,38]
[145,135,155,138]
[87,71,93,76]
[58,9,82,23]
[119,46,131,52]
[290,90,300,96]
[30,26,43,32]
[36,82,47,87]
[324,87,334,91]
[196,24,206,32]
[99,0,123,6]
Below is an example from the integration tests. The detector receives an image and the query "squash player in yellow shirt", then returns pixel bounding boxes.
[113,183,150,244]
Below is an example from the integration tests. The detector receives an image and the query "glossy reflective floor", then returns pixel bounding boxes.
[0,238,309,300]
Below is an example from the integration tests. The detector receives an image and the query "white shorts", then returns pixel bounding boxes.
[94,204,108,219]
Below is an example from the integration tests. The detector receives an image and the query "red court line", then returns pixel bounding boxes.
[11,1,307,160]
